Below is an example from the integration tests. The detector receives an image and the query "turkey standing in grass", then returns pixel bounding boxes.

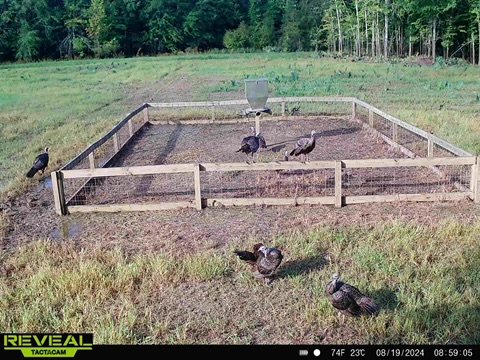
[289,130,316,163]
[236,127,267,164]
[234,243,284,285]
[26,147,49,178]
[326,273,380,322]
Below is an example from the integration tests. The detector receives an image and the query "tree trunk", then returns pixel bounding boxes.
[376,13,381,57]
[335,0,343,55]
[478,20,480,65]
[409,35,412,57]
[371,18,375,57]
[472,32,475,65]
[355,0,361,56]
[432,17,437,60]
[365,9,369,57]
[384,0,389,59]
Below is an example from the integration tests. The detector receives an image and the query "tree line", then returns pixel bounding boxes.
[1,0,479,64]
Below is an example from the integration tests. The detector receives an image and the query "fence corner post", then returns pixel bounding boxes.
[51,171,67,215]
[194,164,203,210]
[474,156,480,203]
[335,160,343,208]
[143,105,149,124]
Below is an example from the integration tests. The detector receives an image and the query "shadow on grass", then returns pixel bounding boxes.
[277,254,329,278]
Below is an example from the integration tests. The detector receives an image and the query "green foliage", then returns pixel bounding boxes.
[1,0,480,61]
[223,22,250,50]
[15,21,40,62]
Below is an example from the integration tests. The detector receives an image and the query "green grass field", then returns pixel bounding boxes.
[0,52,479,345]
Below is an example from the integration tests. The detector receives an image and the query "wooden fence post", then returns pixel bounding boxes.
[281,101,286,118]
[194,164,203,210]
[335,160,343,208]
[352,101,356,120]
[255,113,261,135]
[211,105,215,122]
[143,106,149,124]
[128,118,133,137]
[473,156,480,203]
[113,133,119,153]
[368,109,374,128]
[427,138,434,157]
[88,151,95,169]
[51,171,66,215]
[392,123,398,143]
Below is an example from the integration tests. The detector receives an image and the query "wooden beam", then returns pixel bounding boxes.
[206,196,334,207]
[147,97,356,109]
[62,163,195,179]
[147,115,349,126]
[427,138,434,157]
[143,106,149,123]
[474,156,480,203]
[335,160,343,207]
[342,156,475,169]
[281,101,286,117]
[255,114,260,135]
[345,192,470,205]
[392,123,398,143]
[368,109,374,127]
[67,202,196,213]
[51,171,66,215]
[128,118,133,137]
[194,164,202,210]
[352,101,357,120]
[113,133,119,153]
[200,160,336,172]
[88,151,95,169]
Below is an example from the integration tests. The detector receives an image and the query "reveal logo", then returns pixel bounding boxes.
[2,333,93,358]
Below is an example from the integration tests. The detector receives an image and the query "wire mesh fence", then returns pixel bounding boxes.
[201,168,336,199]
[342,164,472,196]
[51,97,478,215]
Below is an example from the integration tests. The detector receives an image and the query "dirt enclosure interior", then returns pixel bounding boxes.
[72,115,467,206]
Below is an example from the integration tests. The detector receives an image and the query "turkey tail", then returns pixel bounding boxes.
[357,296,380,315]
[234,250,256,265]
[236,144,249,153]
[26,167,38,178]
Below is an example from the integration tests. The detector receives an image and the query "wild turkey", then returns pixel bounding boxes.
[234,243,284,285]
[289,130,316,163]
[326,273,380,322]
[236,127,267,163]
[26,147,49,178]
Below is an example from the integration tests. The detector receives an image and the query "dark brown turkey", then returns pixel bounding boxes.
[236,127,267,163]
[26,147,49,178]
[234,243,283,285]
[289,130,316,163]
[326,273,380,321]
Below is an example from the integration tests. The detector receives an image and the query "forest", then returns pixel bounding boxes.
[1,0,480,64]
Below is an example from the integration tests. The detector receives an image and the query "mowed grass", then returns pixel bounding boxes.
[1,53,480,198]
[1,219,479,344]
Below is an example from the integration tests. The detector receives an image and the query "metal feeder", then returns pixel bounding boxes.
[243,78,272,134]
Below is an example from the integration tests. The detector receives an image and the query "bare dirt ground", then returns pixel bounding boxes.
[2,78,479,256]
